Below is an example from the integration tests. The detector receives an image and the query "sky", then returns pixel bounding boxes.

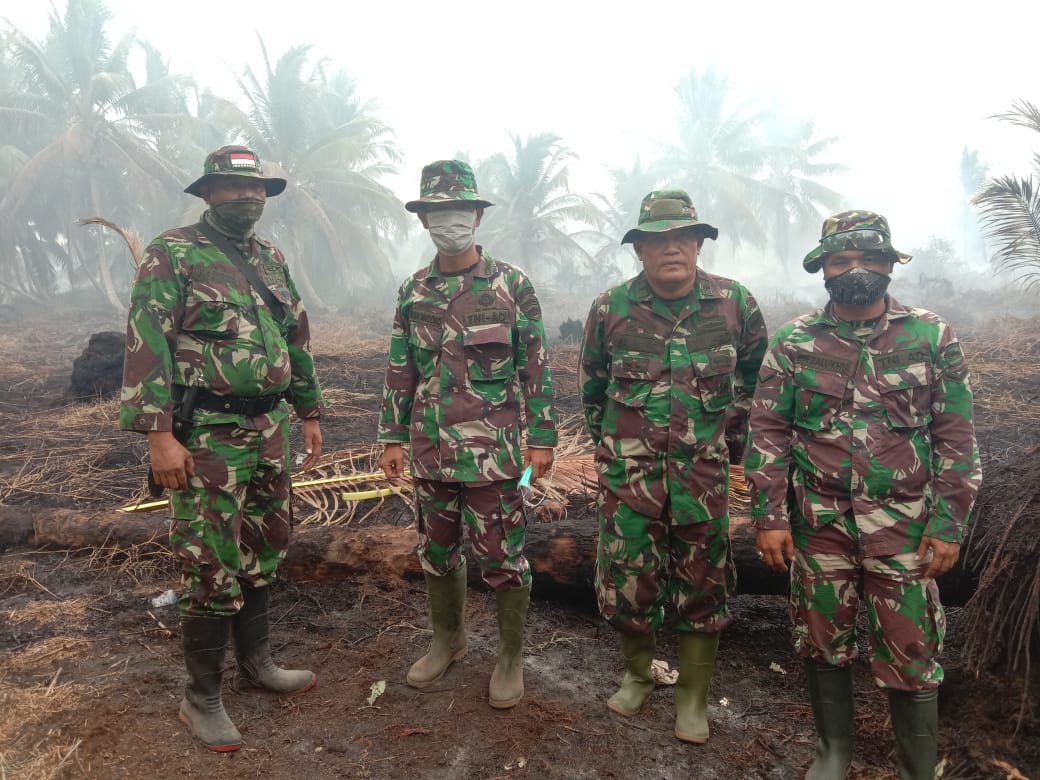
[4,0,1039,274]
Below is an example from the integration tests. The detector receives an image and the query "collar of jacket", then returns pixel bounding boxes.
[628,268,722,303]
[425,246,494,282]
[813,295,912,330]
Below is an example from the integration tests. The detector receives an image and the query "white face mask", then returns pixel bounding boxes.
[425,208,478,256]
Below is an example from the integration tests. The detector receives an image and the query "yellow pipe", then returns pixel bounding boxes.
[118,472,409,513]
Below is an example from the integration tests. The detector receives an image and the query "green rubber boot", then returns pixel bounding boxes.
[607,630,657,717]
[232,585,316,694]
[488,584,531,709]
[179,614,242,752]
[674,632,719,743]
[888,688,938,780]
[805,661,854,780]
[406,567,468,689]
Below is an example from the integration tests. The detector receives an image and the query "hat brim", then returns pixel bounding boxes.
[184,173,287,199]
[405,193,494,213]
[621,220,719,245]
[802,245,912,273]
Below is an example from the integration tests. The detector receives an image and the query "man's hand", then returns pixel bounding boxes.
[379,443,406,480]
[756,529,795,573]
[298,418,322,471]
[916,536,960,579]
[524,447,554,481]
[147,431,194,491]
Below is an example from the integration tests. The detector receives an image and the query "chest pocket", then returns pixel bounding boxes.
[793,370,848,431]
[181,283,242,339]
[692,344,737,413]
[875,361,933,428]
[464,324,515,381]
[607,352,662,409]
[406,302,444,379]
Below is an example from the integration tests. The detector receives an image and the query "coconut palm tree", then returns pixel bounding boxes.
[973,101,1040,290]
[665,67,772,253]
[0,0,188,309]
[959,147,989,266]
[757,118,846,274]
[587,156,670,279]
[475,132,605,290]
[203,37,408,309]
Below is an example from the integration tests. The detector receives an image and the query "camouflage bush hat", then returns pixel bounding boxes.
[404,159,494,213]
[803,210,912,273]
[621,190,719,244]
[184,145,287,198]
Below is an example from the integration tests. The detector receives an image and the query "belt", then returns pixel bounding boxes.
[173,385,287,416]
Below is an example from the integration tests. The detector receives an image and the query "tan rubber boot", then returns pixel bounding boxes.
[406,566,468,689]
[674,631,719,743]
[607,630,656,717]
[233,585,316,694]
[179,614,242,752]
[488,585,531,709]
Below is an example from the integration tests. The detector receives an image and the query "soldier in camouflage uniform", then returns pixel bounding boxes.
[744,211,981,779]
[377,160,557,709]
[579,191,768,743]
[120,146,325,752]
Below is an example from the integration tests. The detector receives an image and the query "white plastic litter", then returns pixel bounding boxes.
[149,589,177,608]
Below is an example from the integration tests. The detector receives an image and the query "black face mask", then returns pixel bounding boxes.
[825,267,890,306]
[210,197,265,234]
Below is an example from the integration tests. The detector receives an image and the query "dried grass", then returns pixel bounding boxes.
[4,597,91,626]
[0,637,93,673]
[0,673,91,780]
[963,318,1040,426]
[961,451,1040,727]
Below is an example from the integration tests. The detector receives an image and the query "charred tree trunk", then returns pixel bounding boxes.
[0,507,976,605]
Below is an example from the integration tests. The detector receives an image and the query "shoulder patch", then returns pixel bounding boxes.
[516,286,542,319]
[940,341,968,380]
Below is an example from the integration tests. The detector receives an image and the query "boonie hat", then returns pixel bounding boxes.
[404,159,494,213]
[184,145,287,198]
[803,210,912,273]
[621,190,719,244]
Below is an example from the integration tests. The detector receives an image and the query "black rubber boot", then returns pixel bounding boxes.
[607,630,657,717]
[805,661,854,780]
[406,567,468,689]
[232,585,316,694]
[179,614,242,752]
[888,688,938,780]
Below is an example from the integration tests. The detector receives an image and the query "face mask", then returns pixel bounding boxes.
[426,208,477,256]
[211,197,266,234]
[825,267,891,306]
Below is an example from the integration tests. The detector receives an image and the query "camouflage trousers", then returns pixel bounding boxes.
[169,420,292,617]
[413,477,530,591]
[790,516,946,690]
[596,492,734,635]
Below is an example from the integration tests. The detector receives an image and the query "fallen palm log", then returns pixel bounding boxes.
[0,505,975,604]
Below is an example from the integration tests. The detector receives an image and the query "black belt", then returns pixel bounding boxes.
[173,385,287,416]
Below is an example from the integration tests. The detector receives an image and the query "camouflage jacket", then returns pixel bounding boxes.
[579,270,768,516]
[376,249,557,481]
[744,296,981,555]
[120,220,324,433]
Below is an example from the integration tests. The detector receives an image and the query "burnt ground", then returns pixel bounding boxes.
[0,307,1038,780]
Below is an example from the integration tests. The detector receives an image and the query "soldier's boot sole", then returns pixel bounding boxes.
[178,697,242,753]
[406,640,467,689]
